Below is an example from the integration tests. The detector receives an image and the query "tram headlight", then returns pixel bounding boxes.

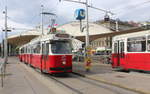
[62,61,66,65]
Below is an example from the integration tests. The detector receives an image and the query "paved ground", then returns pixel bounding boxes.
[0,57,56,94]
[0,57,150,94]
[52,73,139,94]
[73,62,150,94]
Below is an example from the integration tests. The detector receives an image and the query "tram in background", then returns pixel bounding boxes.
[112,30,150,72]
[19,31,73,74]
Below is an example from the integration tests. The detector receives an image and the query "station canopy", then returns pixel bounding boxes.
[7,21,144,47]
[57,21,113,42]
[8,30,41,46]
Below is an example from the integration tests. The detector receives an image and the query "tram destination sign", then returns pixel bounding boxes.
[55,34,70,38]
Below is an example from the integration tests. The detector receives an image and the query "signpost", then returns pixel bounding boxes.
[74,8,91,71]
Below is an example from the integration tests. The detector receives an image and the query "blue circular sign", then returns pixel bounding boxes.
[75,9,86,20]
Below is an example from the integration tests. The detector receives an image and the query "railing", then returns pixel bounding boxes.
[73,54,111,64]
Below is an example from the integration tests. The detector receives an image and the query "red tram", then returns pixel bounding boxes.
[19,32,72,74]
[112,30,150,72]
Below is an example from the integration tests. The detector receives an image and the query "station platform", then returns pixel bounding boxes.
[73,62,150,94]
[1,57,150,94]
[0,57,62,94]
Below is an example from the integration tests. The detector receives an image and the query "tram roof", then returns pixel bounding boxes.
[113,29,150,40]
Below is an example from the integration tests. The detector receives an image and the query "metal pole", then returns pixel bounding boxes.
[0,32,3,57]
[116,19,119,32]
[4,6,8,65]
[85,0,91,72]
[41,5,44,35]
[1,67,3,87]
[86,0,89,47]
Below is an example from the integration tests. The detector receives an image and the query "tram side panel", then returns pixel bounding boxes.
[31,54,41,68]
[111,53,119,68]
[126,53,150,71]
[29,54,33,65]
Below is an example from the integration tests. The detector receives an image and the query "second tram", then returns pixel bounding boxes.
[112,30,150,72]
[19,32,73,74]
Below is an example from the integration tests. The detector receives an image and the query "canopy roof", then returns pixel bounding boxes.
[8,30,41,46]
[7,21,145,47]
[57,21,113,37]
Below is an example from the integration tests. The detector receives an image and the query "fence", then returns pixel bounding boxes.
[73,54,111,64]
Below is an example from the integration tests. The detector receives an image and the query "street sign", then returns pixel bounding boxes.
[75,9,86,20]
[2,29,11,32]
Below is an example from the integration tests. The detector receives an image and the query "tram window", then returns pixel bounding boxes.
[120,42,124,53]
[51,41,72,54]
[27,47,30,53]
[46,43,49,55]
[147,36,150,51]
[33,43,41,54]
[21,48,24,53]
[42,44,45,54]
[114,43,117,53]
[127,36,146,52]
[147,40,150,51]
[26,47,28,53]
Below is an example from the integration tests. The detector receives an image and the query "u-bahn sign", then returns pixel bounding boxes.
[75,9,86,20]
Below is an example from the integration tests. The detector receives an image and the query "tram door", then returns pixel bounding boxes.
[41,42,49,72]
[119,41,125,67]
[113,40,125,67]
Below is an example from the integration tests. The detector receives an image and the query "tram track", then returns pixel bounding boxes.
[20,61,140,94]
[45,73,139,94]
[48,74,83,94]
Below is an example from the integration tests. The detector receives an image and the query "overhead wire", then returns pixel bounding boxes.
[30,0,59,28]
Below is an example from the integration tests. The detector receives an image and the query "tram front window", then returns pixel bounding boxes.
[51,41,72,54]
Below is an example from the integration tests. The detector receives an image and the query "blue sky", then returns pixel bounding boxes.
[0,0,150,41]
